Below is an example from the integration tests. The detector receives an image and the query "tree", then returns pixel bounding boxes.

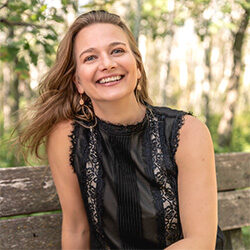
[217,2,249,147]
[0,0,77,167]
[0,0,77,128]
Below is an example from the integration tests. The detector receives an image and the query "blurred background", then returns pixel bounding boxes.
[0,0,249,164]
[0,0,249,245]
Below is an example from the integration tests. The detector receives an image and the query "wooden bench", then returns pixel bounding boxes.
[0,152,249,249]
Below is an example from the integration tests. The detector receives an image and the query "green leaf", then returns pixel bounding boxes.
[43,44,55,54]
[9,15,22,22]
[61,0,68,6]
[30,14,38,21]
[31,29,39,35]
[44,55,53,66]
[40,5,47,13]
[31,0,39,5]
[23,42,30,50]
[45,34,57,40]
[0,45,20,62]
[52,14,64,23]
[15,57,29,72]
[29,50,38,65]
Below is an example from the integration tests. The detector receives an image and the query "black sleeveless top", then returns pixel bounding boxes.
[69,105,192,249]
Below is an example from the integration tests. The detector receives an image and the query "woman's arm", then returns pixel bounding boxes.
[165,115,217,250]
[47,121,90,250]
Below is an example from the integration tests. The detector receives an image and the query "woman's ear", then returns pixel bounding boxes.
[74,75,84,94]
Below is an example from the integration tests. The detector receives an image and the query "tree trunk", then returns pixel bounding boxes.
[5,27,21,128]
[202,35,212,128]
[161,0,175,106]
[2,64,12,131]
[134,0,142,45]
[11,62,20,126]
[217,8,249,147]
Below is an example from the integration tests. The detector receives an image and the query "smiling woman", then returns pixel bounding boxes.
[73,23,142,114]
[18,10,223,250]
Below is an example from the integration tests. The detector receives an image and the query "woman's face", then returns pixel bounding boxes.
[74,23,141,105]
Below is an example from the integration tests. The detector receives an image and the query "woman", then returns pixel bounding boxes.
[20,10,222,249]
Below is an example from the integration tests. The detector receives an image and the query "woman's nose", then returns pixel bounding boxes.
[98,54,117,71]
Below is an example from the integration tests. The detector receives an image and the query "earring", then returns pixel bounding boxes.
[137,83,142,91]
[79,94,84,106]
[77,93,97,131]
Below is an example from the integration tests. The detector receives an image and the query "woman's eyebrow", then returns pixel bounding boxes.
[109,41,126,47]
[79,41,127,59]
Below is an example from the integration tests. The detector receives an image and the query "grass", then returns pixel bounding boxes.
[243,226,250,249]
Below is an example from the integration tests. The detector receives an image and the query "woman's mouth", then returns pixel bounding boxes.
[96,75,125,86]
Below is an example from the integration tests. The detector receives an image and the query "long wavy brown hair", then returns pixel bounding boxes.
[18,10,152,160]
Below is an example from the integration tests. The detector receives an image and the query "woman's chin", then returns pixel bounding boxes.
[91,90,136,104]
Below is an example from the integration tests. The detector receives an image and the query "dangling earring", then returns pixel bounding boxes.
[137,83,142,91]
[79,94,84,106]
[77,93,97,130]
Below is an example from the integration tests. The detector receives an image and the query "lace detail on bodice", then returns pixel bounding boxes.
[86,129,100,226]
[171,114,186,158]
[147,109,179,245]
[97,109,149,136]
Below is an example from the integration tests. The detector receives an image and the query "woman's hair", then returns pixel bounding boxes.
[18,10,152,160]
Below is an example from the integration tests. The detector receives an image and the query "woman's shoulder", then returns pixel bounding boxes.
[47,120,74,149]
[179,115,211,146]
[175,114,213,165]
[151,105,210,156]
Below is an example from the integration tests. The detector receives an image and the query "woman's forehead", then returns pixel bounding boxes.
[74,23,129,51]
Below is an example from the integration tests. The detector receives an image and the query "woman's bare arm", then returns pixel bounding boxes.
[47,121,90,250]
[165,115,217,250]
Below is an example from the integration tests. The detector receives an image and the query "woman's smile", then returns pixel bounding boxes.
[96,74,125,86]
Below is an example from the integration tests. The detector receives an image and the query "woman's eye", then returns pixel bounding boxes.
[84,55,96,62]
[112,48,124,54]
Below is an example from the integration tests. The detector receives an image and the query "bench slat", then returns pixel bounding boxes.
[0,166,60,217]
[218,189,250,230]
[0,152,249,221]
[0,214,61,250]
[215,152,250,191]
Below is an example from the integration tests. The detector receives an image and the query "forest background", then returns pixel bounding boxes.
[0,0,249,246]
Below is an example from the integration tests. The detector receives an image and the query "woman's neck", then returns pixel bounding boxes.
[91,95,146,125]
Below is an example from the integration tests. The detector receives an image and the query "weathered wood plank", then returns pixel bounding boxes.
[0,152,250,217]
[218,189,250,230]
[0,213,62,250]
[215,152,250,191]
[0,166,61,217]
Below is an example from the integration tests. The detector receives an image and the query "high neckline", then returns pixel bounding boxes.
[96,106,151,136]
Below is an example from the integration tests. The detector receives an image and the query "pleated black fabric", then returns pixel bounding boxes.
[110,135,143,249]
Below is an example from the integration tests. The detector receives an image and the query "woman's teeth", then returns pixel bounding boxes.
[98,75,122,84]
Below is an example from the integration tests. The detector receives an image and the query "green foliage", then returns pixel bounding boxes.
[0,124,47,168]
[80,0,115,11]
[0,130,25,168]
[209,112,250,153]
[242,226,250,249]
[0,0,77,167]
[0,0,75,74]
[236,0,250,10]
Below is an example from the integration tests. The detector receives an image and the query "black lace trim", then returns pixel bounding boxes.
[158,114,183,243]
[171,112,191,159]
[68,120,78,173]
[97,108,150,136]
[68,121,107,248]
